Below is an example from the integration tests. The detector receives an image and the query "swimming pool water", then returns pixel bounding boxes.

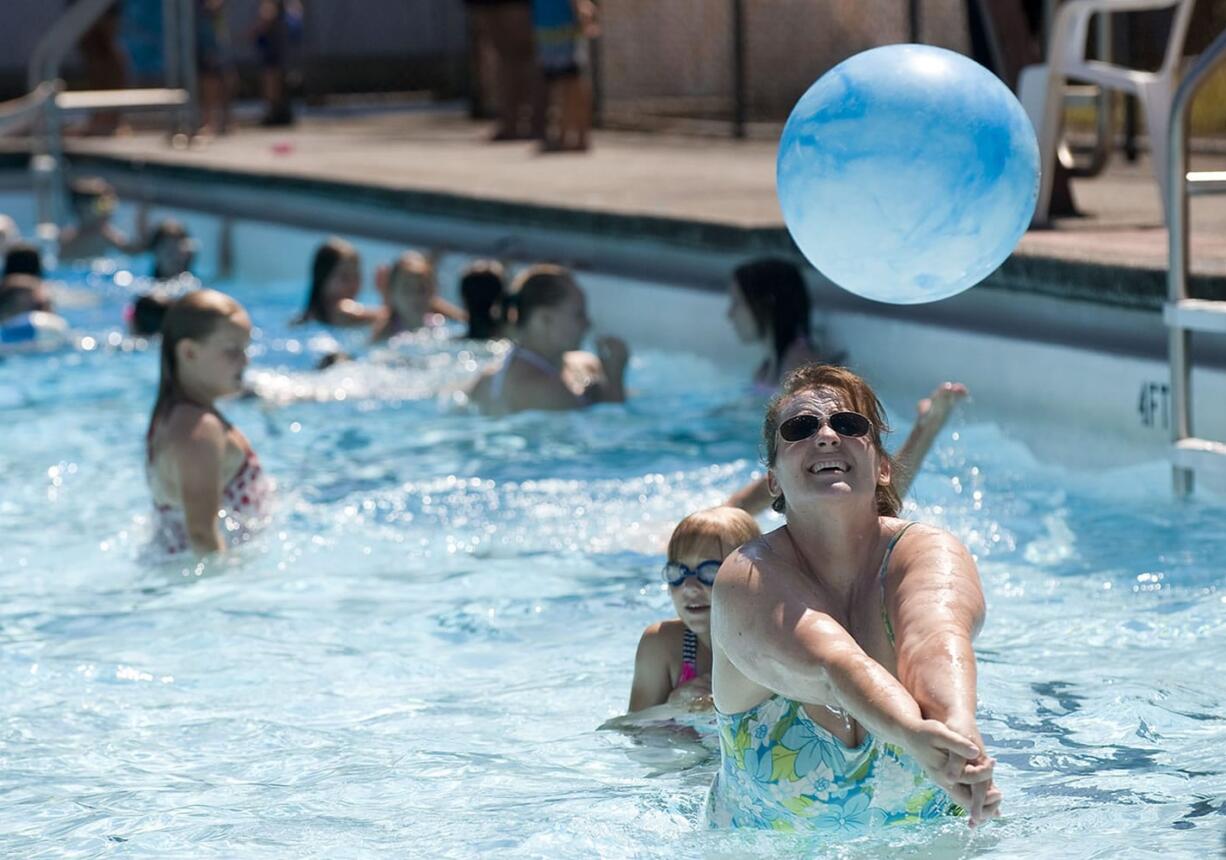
[1,255,1224,858]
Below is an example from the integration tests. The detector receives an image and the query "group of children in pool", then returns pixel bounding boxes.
[3,183,977,823]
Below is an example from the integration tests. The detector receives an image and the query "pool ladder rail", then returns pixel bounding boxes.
[1166,25,1226,496]
[9,0,198,240]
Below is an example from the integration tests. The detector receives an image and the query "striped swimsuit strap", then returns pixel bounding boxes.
[677,627,700,685]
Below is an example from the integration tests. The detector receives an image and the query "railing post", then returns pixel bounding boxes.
[1168,76,1192,495]
[731,0,746,139]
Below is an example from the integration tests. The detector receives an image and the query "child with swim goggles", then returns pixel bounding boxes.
[626,507,761,713]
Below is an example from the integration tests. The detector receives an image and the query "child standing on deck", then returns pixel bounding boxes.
[627,507,762,713]
[146,290,271,556]
[532,0,597,152]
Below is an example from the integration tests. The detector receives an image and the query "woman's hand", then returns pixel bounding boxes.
[903,717,1000,826]
[939,710,1002,826]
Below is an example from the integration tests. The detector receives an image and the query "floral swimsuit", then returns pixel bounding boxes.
[705,523,963,831]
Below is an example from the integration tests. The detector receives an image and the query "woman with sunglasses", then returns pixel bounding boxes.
[626,507,761,714]
[727,379,968,514]
[706,364,1001,831]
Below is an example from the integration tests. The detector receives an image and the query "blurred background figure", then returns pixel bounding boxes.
[459,260,507,340]
[196,0,236,135]
[127,292,170,337]
[72,0,129,135]
[148,219,197,281]
[3,242,43,283]
[533,0,597,152]
[0,215,19,254]
[465,0,542,141]
[371,250,466,342]
[251,0,303,126]
[296,237,379,327]
[58,178,143,261]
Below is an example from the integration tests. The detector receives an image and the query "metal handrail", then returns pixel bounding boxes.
[26,0,119,91]
[24,0,197,238]
[0,82,59,136]
[1167,25,1226,496]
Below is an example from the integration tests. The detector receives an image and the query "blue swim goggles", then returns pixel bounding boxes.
[661,559,721,587]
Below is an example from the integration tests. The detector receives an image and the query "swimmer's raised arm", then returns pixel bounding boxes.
[892,382,967,499]
[711,546,979,765]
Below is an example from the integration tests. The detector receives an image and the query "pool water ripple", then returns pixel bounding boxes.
[0,269,1224,857]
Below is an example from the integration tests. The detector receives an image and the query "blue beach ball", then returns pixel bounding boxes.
[776,44,1039,304]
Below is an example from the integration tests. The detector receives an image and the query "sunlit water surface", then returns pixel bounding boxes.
[1,262,1224,858]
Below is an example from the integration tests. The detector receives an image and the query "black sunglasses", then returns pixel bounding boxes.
[778,411,872,442]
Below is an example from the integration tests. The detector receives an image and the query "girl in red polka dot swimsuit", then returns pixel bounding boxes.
[146,290,273,557]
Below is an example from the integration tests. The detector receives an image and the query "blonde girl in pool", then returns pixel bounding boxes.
[626,507,761,713]
[146,290,271,556]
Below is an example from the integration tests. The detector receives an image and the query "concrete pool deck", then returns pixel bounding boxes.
[2,106,1226,310]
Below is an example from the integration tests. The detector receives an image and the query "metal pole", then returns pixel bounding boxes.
[178,0,198,134]
[1168,42,1193,496]
[1165,26,1226,495]
[731,0,746,139]
[909,0,921,43]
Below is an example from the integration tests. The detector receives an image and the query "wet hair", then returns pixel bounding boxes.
[149,219,193,280]
[459,260,506,339]
[667,506,762,563]
[299,237,357,324]
[0,274,51,320]
[507,264,577,328]
[761,363,900,517]
[732,257,813,373]
[3,242,42,279]
[132,293,170,336]
[147,289,245,455]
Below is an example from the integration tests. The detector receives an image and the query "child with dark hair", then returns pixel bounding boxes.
[3,243,42,280]
[459,260,507,340]
[127,293,171,337]
[295,238,378,327]
[727,257,826,394]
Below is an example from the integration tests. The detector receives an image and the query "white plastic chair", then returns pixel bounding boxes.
[1018,0,1197,225]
